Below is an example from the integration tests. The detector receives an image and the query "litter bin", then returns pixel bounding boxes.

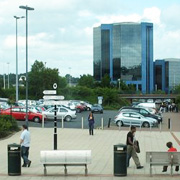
[114,144,127,176]
[8,143,21,176]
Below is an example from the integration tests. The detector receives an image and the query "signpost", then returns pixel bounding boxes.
[43,90,56,95]
[43,95,64,100]
[43,87,64,150]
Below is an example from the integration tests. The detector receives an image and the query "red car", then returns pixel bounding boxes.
[0,106,45,123]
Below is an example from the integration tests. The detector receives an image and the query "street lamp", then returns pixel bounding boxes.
[19,5,34,127]
[118,78,121,90]
[14,16,25,103]
[7,62,10,89]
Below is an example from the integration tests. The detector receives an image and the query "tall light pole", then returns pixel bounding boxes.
[19,5,34,127]
[14,16,25,103]
[7,62,10,89]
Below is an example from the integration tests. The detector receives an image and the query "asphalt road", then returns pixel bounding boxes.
[17,111,180,131]
[17,110,118,129]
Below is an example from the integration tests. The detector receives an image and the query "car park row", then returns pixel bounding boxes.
[0,99,103,123]
[114,103,163,128]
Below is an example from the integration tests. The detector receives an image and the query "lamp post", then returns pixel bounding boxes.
[14,16,25,103]
[19,5,34,127]
[118,78,120,90]
[7,62,10,89]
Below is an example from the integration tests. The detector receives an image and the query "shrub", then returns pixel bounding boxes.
[0,115,19,138]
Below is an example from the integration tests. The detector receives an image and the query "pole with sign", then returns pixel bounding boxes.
[43,84,64,150]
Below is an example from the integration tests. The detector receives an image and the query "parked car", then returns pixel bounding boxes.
[91,104,103,113]
[0,106,45,123]
[84,102,92,111]
[42,106,76,121]
[114,111,158,128]
[119,106,162,123]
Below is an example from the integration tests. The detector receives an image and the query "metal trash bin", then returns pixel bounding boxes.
[114,144,127,176]
[8,143,21,176]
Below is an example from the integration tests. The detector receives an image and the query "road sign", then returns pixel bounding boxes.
[43,90,56,95]
[44,101,63,105]
[43,95,64,100]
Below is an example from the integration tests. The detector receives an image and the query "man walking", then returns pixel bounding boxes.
[126,126,143,169]
[20,124,31,167]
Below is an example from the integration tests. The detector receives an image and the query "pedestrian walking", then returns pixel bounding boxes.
[88,112,94,135]
[126,126,143,169]
[20,124,31,167]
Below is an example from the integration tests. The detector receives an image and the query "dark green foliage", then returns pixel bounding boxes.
[0,115,19,138]
[78,74,94,88]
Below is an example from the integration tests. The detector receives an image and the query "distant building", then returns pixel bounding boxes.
[93,22,154,93]
[154,58,180,93]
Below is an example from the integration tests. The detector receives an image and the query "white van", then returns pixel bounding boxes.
[136,103,156,109]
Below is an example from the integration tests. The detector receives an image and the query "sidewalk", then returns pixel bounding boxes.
[1,127,180,180]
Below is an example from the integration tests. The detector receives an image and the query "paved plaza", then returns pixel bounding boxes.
[0,112,180,180]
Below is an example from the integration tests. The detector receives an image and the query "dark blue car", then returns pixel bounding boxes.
[91,104,103,113]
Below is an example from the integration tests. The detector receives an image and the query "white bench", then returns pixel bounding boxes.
[146,151,180,176]
[40,150,91,175]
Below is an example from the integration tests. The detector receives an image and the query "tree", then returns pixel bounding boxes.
[29,60,59,99]
[101,74,111,88]
[78,74,94,88]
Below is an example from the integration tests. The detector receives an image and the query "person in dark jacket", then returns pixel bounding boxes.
[88,112,94,135]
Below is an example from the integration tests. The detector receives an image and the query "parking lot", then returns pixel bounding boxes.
[17,110,180,132]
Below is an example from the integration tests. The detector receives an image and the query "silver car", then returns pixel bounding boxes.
[43,107,77,121]
[114,112,158,128]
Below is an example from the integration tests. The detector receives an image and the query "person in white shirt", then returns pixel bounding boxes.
[20,124,31,167]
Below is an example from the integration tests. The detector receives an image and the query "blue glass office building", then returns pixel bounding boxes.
[93,22,154,93]
[154,58,180,93]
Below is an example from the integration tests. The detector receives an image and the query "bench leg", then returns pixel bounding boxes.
[64,165,67,175]
[171,165,173,176]
[85,164,88,176]
[150,165,152,177]
[43,165,47,176]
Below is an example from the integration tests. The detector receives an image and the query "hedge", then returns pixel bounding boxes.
[0,115,19,138]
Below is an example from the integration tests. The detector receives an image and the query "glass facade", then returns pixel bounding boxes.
[93,22,154,93]
[154,59,180,93]
[101,30,110,77]
[93,27,101,81]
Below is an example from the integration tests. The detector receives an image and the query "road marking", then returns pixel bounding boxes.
[171,132,180,146]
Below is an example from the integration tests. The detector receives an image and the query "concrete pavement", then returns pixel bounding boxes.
[1,113,180,179]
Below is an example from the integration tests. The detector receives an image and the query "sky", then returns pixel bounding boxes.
[0,0,180,77]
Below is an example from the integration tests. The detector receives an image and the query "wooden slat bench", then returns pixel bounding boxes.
[146,151,180,176]
[40,150,91,175]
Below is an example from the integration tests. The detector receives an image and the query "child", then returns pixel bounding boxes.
[162,142,179,172]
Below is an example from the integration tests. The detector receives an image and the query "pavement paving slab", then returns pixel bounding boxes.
[1,112,180,180]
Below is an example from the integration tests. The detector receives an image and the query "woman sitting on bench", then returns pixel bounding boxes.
[162,142,179,172]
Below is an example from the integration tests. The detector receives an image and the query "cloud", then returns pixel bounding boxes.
[142,7,161,24]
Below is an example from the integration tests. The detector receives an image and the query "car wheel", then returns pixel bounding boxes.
[76,108,81,113]
[65,115,72,122]
[116,120,123,127]
[33,117,40,123]
[143,122,150,128]
[87,107,91,111]
[100,110,103,114]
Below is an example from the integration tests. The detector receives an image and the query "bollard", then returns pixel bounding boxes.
[101,117,104,130]
[62,116,64,129]
[108,118,111,128]
[42,114,44,128]
[159,121,162,132]
[119,122,121,131]
[129,121,132,131]
[81,117,84,129]
[139,123,142,131]
[168,118,171,130]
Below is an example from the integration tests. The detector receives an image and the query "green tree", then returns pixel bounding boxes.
[78,74,94,88]
[101,74,111,88]
[29,60,59,99]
